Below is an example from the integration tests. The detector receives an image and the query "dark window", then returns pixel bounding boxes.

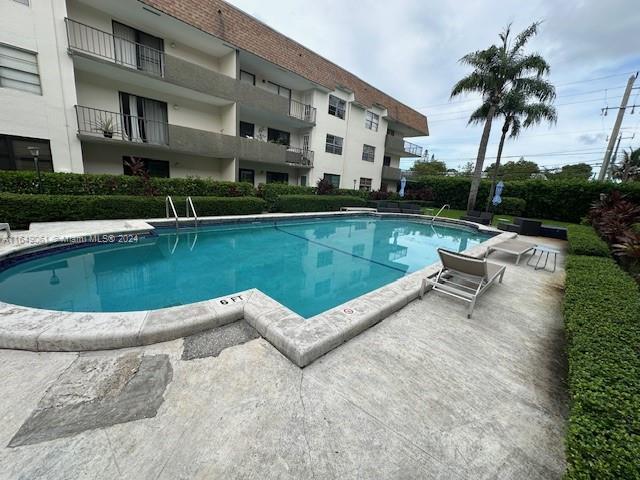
[362,144,375,162]
[328,94,346,119]
[359,177,372,191]
[239,168,255,185]
[317,250,333,268]
[387,128,395,136]
[265,81,291,99]
[0,134,53,171]
[323,173,340,188]
[300,175,307,187]
[112,21,164,76]
[383,155,391,166]
[239,121,254,138]
[122,156,169,178]
[267,128,290,146]
[266,171,289,183]
[325,134,343,155]
[365,111,379,131]
[239,70,255,85]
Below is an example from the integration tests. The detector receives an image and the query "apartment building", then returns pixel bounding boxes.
[0,0,428,192]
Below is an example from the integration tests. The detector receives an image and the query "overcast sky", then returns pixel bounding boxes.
[227,0,640,175]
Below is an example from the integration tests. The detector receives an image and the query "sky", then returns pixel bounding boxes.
[227,0,640,176]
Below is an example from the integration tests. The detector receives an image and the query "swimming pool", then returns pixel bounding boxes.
[0,216,493,318]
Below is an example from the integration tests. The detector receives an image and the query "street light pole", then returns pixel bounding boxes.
[27,146,42,194]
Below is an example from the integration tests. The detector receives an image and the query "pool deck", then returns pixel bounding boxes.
[0,236,567,479]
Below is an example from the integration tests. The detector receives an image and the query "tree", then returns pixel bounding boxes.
[451,21,550,211]
[460,161,475,176]
[410,158,447,177]
[483,157,540,180]
[548,163,593,181]
[613,148,640,182]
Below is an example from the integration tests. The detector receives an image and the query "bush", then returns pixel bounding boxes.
[272,195,366,213]
[494,196,526,215]
[0,193,266,229]
[0,171,255,197]
[256,183,314,210]
[567,224,610,257]
[563,255,640,479]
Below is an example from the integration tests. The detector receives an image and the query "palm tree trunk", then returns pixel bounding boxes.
[467,104,496,211]
[485,119,510,212]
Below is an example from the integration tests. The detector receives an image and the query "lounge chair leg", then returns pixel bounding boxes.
[515,254,521,265]
[467,300,476,319]
[419,278,426,299]
[499,269,505,283]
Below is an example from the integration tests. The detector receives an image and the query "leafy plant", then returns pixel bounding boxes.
[316,177,335,195]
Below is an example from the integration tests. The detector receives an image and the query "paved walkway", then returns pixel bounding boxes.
[0,238,567,479]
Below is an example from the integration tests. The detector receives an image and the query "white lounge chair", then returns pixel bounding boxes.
[485,238,536,264]
[421,248,506,318]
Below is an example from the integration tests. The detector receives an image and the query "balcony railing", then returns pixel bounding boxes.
[75,105,169,146]
[285,146,314,167]
[65,18,165,77]
[403,140,422,156]
[289,98,316,124]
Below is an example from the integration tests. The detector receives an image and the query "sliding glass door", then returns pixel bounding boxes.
[113,22,164,76]
[119,92,168,145]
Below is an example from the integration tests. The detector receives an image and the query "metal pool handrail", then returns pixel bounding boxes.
[165,196,179,231]
[431,204,450,224]
[186,196,198,229]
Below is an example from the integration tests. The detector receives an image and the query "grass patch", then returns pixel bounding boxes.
[421,207,575,228]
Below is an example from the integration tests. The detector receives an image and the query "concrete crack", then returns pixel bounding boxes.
[298,370,316,480]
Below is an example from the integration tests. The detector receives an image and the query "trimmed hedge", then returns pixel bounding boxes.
[0,171,255,197]
[257,183,314,210]
[414,176,640,222]
[273,195,366,213]
[567,224,610,257]
[495,196,526,216]
[563,255,640,479]
[0,193,266,229]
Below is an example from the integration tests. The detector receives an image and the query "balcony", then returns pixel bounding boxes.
[237,136,314,168]
[285,146,314,167]
[288,99,316,125]
[384,134,422,158]
[381,165,401,181]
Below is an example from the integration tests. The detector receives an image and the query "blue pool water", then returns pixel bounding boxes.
[0,217,492,318]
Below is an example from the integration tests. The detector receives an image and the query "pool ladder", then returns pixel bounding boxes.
[165,196,199,231]
[430,204,450,224]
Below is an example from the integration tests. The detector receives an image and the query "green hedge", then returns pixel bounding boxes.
[0,171,255,197]
[563,255,640,479]
[494,196,526,216]
[0,193,266,229]
[257,183,314,210]
[272,195,366,213]
[567,224,610,257]
[414,176,640,222]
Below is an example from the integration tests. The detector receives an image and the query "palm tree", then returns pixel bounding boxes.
[451,22,550,211]
[613,148,640,182]
[468,85,557,211]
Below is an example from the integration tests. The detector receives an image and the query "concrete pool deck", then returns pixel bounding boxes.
[0,237,567,479]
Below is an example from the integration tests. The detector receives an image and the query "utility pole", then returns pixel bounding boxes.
[599,72,638,180]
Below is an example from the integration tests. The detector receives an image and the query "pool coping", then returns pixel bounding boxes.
[0,212,515,367]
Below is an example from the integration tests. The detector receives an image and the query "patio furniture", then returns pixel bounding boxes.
[539,225,567,240]
[377,201,401,213]
[422,248,506,318]
[485,238,536,264]
[497,217,542,236]
[527,245,561,272]
[460,210,493,225]
[0,223,10,239]
[399,203,422,214]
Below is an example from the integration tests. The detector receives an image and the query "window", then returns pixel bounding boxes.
[267,128,290,146]
[122,157,169,178]
[387,128,395,136]
[0,135,53,171]
[323,173,340,188]
[362,144,375,162]
[317,250,333,268]
[112,22,164,76]
[239,70,255,85]
[0,44,41,94]
[300,175,307,187]
[266,171,289,184]
[359,177,372,191]
[239,121,254,138]
[266,81,291,99]
[328,94,346,119]
[365,111,379,131]
[119,92,168,144]
[239,168,255,185]
[383,155,391,166]
[325,134,343,155]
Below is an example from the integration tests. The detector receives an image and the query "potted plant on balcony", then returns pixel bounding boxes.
[93,117,115,138]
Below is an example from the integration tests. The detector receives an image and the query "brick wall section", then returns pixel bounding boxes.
[141,0,429,135]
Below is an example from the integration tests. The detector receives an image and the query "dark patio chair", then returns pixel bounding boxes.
[460,210,493,225]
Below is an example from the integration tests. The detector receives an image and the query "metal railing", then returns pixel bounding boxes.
[289,98,316,124]
[65,18,165,77]
[75,105,169,146]
[186,196,198,229]
[431,204,450,224]
[166,196,179,231]
[403,140,422,156]
[285,146,314,167]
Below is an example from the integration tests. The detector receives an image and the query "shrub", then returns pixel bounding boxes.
[563,255,640,479]
[0,193,266,229]
[566,224,610,257]
[493,196,526,215]
[257,183,314,210]
[0,171,255,197]
[316,177,335,195]
[272,195,366,213]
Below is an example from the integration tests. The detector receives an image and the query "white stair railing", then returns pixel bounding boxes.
[186,196,198,229]
[430,204,450,224]
[165,196,179,231]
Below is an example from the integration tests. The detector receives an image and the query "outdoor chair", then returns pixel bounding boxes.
[399,203,422,214]
[485,238,536,264]
[421,248,506,318]
[460,210,493,225]
[497,217,542,236]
